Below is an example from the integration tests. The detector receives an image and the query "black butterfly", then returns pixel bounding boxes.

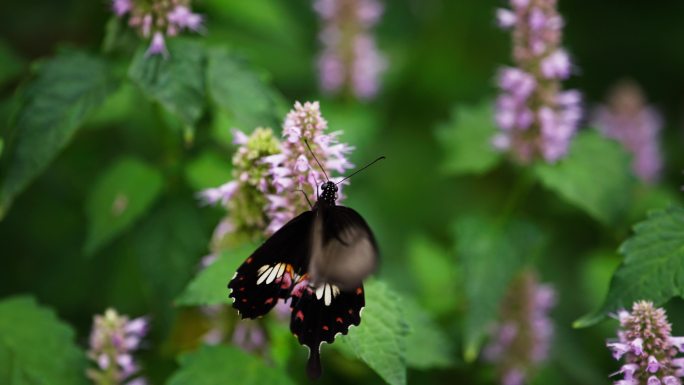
[227,155,383,379]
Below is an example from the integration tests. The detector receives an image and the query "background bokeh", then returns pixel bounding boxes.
[1,0,684,384]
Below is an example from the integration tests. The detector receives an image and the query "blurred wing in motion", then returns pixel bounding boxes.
[308,205,379,290]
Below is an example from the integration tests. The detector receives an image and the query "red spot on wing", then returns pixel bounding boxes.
[265,297,274,305]
[348,309,353,315]
[296,310,305,321]
[241,299,247,303]
[239,287,245,292]
[322,325,329,331]
[336,317,343,324]
[356,287,363,295]
[246,257,253,264]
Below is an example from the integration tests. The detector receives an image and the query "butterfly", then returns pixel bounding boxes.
[228,152,384,379]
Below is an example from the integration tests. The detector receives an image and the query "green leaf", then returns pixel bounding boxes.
[534,131,633,225]
[435,101,502,176]
[404,297,455,369]
[0,296,88,385]
[0,39,25,87]
[84,157,163,255]
[184,150,232,191]
[407,236,460,316]
[134,201,208,329]
[128,38,206,127]
[167,345,296,385]
[455,215,545,362]
[340,279,408,385]
[176,243,257,306]
[575,205,684,327]
[207,47,284,130]
[0,50,116,217]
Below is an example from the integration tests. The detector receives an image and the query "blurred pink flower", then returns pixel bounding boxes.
[483,271,556,385]
[593,81,663,184]
[87,309,149,385]
[493,0,582,164]
[314,0,387,100]
[111,0,203,57]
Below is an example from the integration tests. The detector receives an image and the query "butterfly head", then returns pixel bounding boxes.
[319,181,338,205]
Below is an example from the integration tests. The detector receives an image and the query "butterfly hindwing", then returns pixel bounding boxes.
[309,205,379,290]
[228,211,314,319]
[289,280,365,379]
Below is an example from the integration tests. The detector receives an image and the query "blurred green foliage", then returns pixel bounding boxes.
[1,0,684,385]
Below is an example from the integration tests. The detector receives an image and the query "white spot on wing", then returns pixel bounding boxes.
[324,285,332,306]
[257,263,288,285]
[315,285,325,300]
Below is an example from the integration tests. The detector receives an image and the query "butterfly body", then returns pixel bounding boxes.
[228,181,378,379]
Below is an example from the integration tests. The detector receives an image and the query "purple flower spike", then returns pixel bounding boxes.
[265,101,353,234]
[493,0,582,164]
[109,0,204,58]
[593,81,663,184]
[607,301,684,385]
[484,271,556,385]
[314,0,386,100]
[87,309,149,384]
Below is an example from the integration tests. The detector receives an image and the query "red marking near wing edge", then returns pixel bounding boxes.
[265,297,274,305]
[296,310,305,321]
[322,325,329,331]
[246,257,253,264]
[356,287,363,295]
[336,317,343,323]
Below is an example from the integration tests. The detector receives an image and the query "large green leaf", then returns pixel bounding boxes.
[575,205,684,327]
[435,101,502,176]
[0,50,116,217]
[128,38,206,127]
[84,157,163,255]
[404,297,455,369]
[535,131,633,225]
[134,201,208,328]
[0,296,88,385]
[175,243,257,306]
[455,216,545,362]
[340,279,408,385]
[206,47,284,130]
[407,236,460,316]
[166,345,296,385]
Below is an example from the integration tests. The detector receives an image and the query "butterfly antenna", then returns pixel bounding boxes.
[304,139,330,182]
[336,156,386,185]
[296,189,313,209]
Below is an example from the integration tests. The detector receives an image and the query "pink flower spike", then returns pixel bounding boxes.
[607,301,684,384]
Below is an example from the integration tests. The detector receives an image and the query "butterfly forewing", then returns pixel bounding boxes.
[308,205,378,290]
[289,280,365,379]
[228,211,313,319]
